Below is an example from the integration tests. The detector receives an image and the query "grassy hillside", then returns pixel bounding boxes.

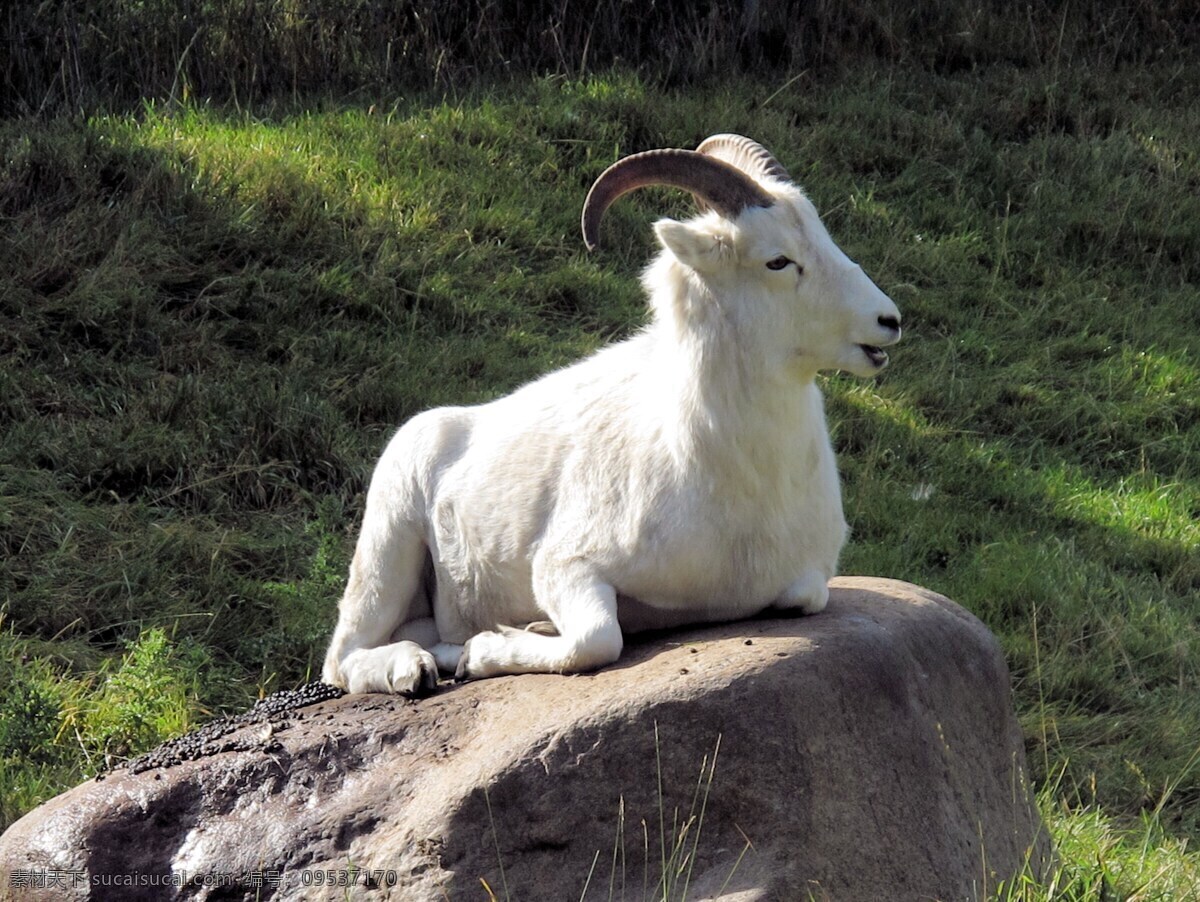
[5,0,1194,115]
[2,62,1199,895]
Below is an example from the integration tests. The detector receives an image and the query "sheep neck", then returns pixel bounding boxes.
[647,270,825,494]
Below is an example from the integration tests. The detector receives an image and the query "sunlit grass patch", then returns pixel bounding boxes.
[996,781,1200,901]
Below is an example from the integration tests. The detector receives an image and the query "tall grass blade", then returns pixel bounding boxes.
[483,785,511,902]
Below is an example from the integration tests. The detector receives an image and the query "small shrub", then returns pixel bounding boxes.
[0,664,63,766]
[82,628,206,765]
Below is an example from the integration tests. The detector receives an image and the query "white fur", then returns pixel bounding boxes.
[322,178,901,695]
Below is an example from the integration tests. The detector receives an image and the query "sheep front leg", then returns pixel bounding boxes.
[456,560,623,680]
[322,517,439,696]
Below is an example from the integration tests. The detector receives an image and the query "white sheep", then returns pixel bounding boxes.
[322,134,901,695]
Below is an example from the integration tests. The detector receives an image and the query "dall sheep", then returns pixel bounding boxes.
[322,134,901,695]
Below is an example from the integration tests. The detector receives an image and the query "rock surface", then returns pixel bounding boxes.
[0,578,1049,901]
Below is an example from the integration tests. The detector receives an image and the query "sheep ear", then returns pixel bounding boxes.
[654,219,727,270]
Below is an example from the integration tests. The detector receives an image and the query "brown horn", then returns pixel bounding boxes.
[696,133,791,184]
[581,148,775,251]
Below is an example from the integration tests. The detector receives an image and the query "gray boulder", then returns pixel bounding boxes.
[0,578,1049,900]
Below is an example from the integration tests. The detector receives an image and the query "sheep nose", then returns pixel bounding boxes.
[878,314,901,333]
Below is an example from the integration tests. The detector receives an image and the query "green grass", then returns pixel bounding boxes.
[6,0,1190,115]
[2,61,1199,896]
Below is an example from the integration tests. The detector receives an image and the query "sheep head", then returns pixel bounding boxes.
[582,134,902,379]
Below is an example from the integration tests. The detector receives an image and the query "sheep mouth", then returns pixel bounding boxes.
[858,344,889,368]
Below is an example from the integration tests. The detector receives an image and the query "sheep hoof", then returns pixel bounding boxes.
[396,657,439,698]
[455,630,510,681]
[343,642,439,697]
[453,636,478,681]
[381,651,438,698]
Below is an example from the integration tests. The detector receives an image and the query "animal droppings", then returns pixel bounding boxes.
[105,682,345,777]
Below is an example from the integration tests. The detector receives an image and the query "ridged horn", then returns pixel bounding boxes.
[581,147,775,251]
[696,133,791,184]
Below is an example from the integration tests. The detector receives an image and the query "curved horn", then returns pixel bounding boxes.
[581,148,775,251]
[696,133,791,184]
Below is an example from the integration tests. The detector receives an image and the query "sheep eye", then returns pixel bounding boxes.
[766,256,792,271]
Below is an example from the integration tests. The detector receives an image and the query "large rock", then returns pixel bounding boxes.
[0,578,1048,901]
